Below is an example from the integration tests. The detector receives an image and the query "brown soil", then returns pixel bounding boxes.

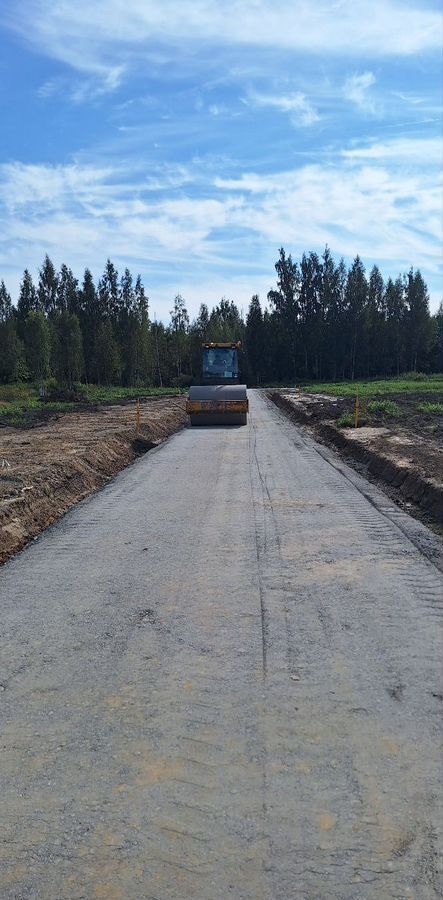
[0,398,187,565]
[270,390,443,534]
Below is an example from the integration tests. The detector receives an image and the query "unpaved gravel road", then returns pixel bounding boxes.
[1,391,442,900]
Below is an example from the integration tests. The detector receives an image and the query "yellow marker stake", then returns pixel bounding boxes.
[136,398,141,432]
[354,389,359,428]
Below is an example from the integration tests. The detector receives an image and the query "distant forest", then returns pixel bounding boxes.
[1,247,442,387]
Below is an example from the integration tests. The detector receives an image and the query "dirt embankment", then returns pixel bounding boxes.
[270,390,443,532]
[0,398,187,565]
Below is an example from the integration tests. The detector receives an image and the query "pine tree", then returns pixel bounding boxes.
[120,268,135,314]
[151,321,165,387]
[385,277,406,375]
[345,256,368,380]
[208,298,244,343]
[366,266,385,376]
[268,248,300,380]
[246,295,264,385]
[98,259,120,322]
[299,251,322,378]
[429,303,443,372]
[17,270,37,323]
[0,318,27,383]
[94,320,121,385]
[51,312,84,387]
[322,247,341,380]
[24,311,51,388]
[57,264,79,314]
[0,281,12,322]
[189,304,210,378]
[404,269,431,371]
[133,275,151,384]
[79,268,100,381]
[38,255,58,316]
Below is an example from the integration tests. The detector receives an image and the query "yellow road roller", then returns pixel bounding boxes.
[186,342,248,426]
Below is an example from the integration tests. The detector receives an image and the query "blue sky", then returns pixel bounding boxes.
[0,0,442,320]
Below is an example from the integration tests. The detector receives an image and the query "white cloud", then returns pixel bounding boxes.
[247,92,319,127]
[216,164,441,265]
[0,136,441,316]
[342,136,442,164]
[343,71,377,113]
[2,0,441,89]
[36,80,58,99]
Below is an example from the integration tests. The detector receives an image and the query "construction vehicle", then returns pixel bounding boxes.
[186,342,248,426]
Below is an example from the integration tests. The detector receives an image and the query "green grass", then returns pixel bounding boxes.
[0,399,79,426]
[303,374,443,398]
[81,384,184,403]
[367,400,402,417]
[0,382,185,426]
[337,413,356,428]
[336,412,370,428]
[416,402,443,415]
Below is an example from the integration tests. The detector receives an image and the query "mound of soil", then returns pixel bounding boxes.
[0,398,186,565]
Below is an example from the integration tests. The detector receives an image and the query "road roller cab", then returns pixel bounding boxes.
[186,342,249,426]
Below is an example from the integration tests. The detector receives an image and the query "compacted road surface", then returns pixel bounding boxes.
[1,392,442,899]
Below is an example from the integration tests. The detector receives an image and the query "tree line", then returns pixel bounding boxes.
[0,248,442,388]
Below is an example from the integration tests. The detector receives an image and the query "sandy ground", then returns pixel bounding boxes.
[0,398,186,565]
[271,390,443,533]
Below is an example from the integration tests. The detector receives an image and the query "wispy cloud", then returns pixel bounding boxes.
[3,0,441,90]
[343,71,377,113]
[0,133,441,316]
[341,136,441,164]
[247,92,319,127]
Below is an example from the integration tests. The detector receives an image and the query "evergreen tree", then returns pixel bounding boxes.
[366,266,385,376]
[0,281,12,322]
[94,320,121,385]
[189,304,210,377]
[17,270,37,323]
[345,256,368,380]
[120,268,135,314]
[404,269,431,371]
[0,317,27,383]
[98,259,119,321]
[51,311,84,387]
[430,303,443,372]
[268,248,300,380]
[208,298,244,343]
[195,303,210,339]
[134,276,151,384]
[79,268,100,381]
[299,251,322,378]
[151,320,167,387]
[322,247,342,380]
[57,264,79,314]
[246,295,264,385]
[38,255,58,316]
[24,311,51,387]
[385,277,406,375]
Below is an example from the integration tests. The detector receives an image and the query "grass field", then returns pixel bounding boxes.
[0,383,185,426]
[302,374,443,398]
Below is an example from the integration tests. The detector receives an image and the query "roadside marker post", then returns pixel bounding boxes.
[354,389,359,428]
